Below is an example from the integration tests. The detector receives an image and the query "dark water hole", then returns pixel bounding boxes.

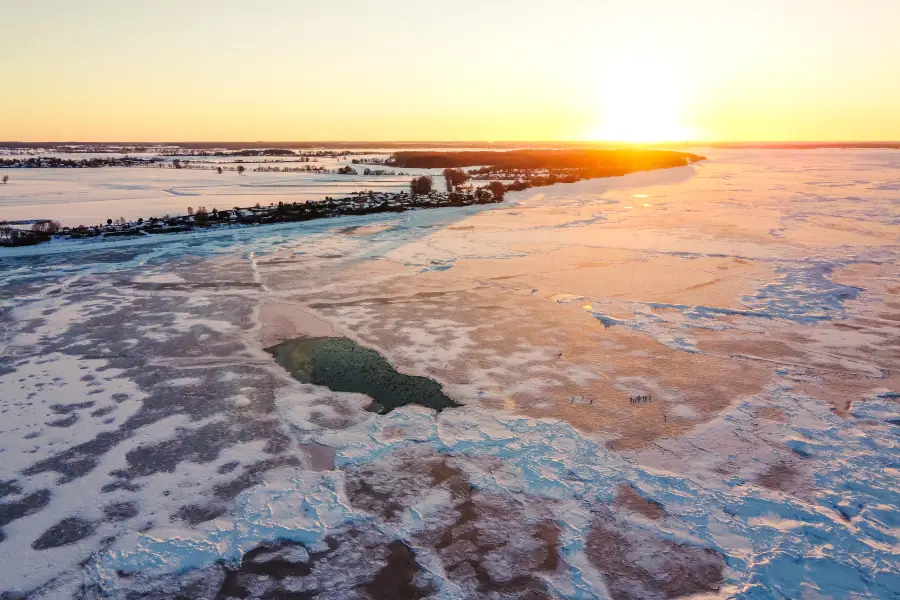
[265,337,460,414]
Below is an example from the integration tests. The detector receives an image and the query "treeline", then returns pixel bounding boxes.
[10,190,507,246]
[0,157,164,168]
[335,166,403,176]
[0,159,390,175]
[415,171,506,201]
[387,149,704,172]
[55,146,155,154]
[250,165,330,173]
[0,220,62,247]
[159,149,359,158]
[229,192,502,225]
[161,149,297,157]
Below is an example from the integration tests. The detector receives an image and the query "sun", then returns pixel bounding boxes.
[588,56,694,143]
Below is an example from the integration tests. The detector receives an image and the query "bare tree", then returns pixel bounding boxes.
[442,168,469,191]
[1,175,8,184]
[237,166,246,176]
[411,175,433,196]
[217,167,223,174]
[0,224,21,244]
[32,220,61,235]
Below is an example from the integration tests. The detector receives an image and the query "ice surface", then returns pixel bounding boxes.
[1,149,898,598]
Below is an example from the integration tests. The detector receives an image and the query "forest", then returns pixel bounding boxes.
[386,149,704,174]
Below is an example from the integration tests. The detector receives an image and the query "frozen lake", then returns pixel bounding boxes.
[0,149,898,599]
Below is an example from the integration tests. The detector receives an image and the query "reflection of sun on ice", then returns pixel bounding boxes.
[589,56,694,143]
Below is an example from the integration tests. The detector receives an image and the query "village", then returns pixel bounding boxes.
[1,150,703,247]
[0,176,506,247]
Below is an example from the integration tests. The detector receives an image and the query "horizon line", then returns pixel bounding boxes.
[3,140,900,147]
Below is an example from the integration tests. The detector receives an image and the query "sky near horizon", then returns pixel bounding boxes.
[1,0,899,142]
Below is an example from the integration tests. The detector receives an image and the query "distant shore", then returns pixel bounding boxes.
[1,148,703,248]
[1,140,898,150]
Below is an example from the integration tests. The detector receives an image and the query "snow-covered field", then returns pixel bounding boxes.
[1,149,898,599]
[0,152,446,226]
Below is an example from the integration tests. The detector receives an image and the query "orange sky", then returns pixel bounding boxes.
[1,0,899,142]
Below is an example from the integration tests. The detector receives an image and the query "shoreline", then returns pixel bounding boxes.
[2,149,705,249]
[0,189,505,248]
[0,162,698,255]
[0,201,500,258]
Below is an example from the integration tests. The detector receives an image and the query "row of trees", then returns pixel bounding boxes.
[213,166,245,174]
[411,173,506,199]
[390,149,704,171]
[0,157,162,168]
[8,180,513,246]
[175,159,245,173]
[0,219,62,246]
[158,149,354,158]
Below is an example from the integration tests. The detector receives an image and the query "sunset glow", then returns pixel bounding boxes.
[589,57,696,142]
[1,0,899,141]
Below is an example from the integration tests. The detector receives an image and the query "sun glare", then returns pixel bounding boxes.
[589,57,694,143]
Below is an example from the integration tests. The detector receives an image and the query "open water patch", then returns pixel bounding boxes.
[265,337,460,414]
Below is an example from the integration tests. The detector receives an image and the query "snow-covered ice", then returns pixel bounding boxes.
[1,149,898,599]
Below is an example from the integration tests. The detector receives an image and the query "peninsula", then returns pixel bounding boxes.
[0,148,703,247]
